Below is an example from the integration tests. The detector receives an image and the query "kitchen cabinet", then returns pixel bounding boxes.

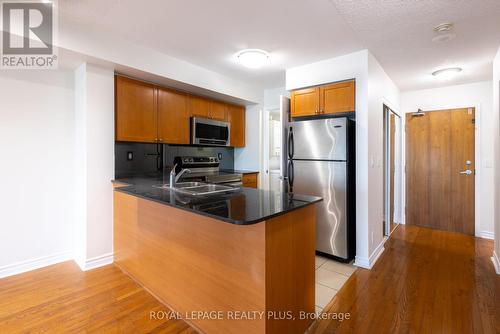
[115,75,246,147]
[158,88,189,144]
[209,101,228,121]
[188,95,211,118]
[227,104,245,147]
[290,80,355,117]
[320,80,355,115]
[242,173,258,188]
[115,76,157,143]
[290,87,320,117]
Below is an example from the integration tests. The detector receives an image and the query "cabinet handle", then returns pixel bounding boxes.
[320,109,324,114]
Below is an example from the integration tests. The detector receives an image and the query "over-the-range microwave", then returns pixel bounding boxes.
[191,117,230,146]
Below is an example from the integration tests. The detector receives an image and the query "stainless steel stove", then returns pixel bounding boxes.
[172,156,243,187]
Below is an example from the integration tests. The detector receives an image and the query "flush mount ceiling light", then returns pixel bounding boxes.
[432,22,455,43]
[432,67,462,79]
[236,49,269,69]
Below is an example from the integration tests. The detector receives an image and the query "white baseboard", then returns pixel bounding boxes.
[354,240,385,269]
[77,253,114,271]
[0,250,73,279]
[478,231,494,240]
[492,251,500,275]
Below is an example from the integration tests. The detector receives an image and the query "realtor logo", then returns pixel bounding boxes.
[1,0,58,69]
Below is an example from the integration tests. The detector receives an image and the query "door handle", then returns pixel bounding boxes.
[287,160,294,190]
[288,129,294,159]
[459,169,472,175]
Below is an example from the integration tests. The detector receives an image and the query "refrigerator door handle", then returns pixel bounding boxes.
[287,160,294,190]
[288,128,294,159]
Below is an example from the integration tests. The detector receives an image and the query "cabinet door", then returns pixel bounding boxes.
[115,76,157,142]
[189,95,210,118]
[210,101,228,121]
[290,87,320,117]
[320,80,355,114]
[242,173,258,188]
[227,104,245,147]
[158,88,189,144]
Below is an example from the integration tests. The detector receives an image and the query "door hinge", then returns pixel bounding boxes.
[472,118,475,124]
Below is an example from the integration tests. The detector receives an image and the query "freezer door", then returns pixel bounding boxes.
[292,160,348,258]
[290,118,347,161]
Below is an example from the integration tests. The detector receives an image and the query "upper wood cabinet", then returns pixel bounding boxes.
[210,101,228,121]
[158,88,189,144]
[115,76,157,143]
[290,80,355,117]
[227,104,245,147]
[115,75,246,147]
[188,95,210,118]
[320,80,355,115]
[290,87,320,117]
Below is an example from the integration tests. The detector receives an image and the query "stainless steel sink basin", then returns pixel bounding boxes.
[154,182,238,196]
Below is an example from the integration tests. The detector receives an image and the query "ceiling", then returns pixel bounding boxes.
[60,0,500,91]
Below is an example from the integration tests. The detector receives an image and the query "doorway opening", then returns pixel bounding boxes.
[383,105,402,236]
[405,108,475,235]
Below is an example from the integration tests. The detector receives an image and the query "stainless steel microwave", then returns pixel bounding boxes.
[191,117,230,146]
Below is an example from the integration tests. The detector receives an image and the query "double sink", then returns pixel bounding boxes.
[155,182,238,196]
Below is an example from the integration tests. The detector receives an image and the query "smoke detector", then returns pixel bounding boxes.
[433,23,454,33]
[432,22,455,43]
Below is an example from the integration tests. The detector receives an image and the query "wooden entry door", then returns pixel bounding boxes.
[406,108,475,235]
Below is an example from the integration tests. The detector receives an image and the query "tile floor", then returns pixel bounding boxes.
[314,255,357,313]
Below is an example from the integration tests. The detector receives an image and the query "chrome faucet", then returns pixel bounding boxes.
[169,164,191,187]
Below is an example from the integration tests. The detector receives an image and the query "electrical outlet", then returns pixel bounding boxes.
[127,151,133,161]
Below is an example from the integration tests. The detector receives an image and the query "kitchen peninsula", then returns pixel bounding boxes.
[113,177,321,334]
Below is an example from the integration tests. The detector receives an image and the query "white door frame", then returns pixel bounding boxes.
[261,108,271,190]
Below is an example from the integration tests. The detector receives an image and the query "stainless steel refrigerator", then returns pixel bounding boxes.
[286,117,355,261]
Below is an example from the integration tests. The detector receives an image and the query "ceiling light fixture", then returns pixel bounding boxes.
[236,49,269,69]
[432,67,462,79]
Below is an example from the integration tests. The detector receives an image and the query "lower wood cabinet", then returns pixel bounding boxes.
[242,173,258,188]
[115,75,246,147]
[290,79,355,118]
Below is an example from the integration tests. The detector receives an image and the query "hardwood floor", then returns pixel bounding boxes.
[309,225,500,334]
[0,262,196,334]
[1,225,498,333]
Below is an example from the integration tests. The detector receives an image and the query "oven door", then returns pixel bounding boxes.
[191,117,230,146]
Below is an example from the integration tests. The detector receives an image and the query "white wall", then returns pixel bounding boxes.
[367,54,401,258]
[287,50,399,268]
[74,63,115,270]
[493,48,500,273]
[0,70,75,278]
[401,81,495,239]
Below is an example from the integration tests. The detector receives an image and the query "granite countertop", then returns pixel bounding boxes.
[112,175,321,225]
[220,169,259,174]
